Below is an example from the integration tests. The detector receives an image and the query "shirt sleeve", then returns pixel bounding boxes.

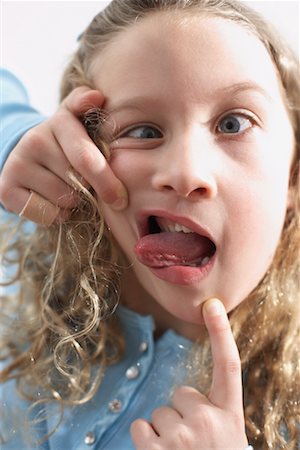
[0,68,47,172]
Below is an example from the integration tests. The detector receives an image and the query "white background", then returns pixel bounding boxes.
[1,0,299,116]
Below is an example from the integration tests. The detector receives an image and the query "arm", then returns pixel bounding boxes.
[0,68,46,173]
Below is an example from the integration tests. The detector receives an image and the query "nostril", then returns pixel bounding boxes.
[161,185,174,191]
[158,176,217,199]
[193,186,212,197]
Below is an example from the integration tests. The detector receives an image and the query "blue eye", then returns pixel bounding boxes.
[217,114,252,134]
[123,125,162,139]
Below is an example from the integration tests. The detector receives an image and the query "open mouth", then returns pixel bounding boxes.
[134,215,217,269]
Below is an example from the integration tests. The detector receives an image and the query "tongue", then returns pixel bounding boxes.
[134,231,213,268]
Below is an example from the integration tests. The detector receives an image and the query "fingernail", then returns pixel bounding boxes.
[111,197,127,210]
[111,188,128,210]
[203,298,223,317]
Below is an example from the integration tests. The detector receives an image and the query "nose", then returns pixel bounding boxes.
[152,130,218,200]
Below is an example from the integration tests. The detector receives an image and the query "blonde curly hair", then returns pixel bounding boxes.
[1,0,299,448]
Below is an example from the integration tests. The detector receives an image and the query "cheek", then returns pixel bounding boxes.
[109,150,155,190]
[109,151,139,176]
[232,129,292,233]
[225,176,289,286]
[100,203,136,261]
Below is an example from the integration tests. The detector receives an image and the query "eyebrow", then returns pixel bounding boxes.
[216,81,272,102]
[106,97,159,115]
[106,81,272,114]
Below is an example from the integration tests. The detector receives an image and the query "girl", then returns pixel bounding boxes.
[0,0,299,449]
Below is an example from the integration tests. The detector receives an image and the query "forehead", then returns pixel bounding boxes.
[90,12,284,109]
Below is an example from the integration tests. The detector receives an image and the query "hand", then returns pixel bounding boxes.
[0,87,128,224]
[130,298,249,450]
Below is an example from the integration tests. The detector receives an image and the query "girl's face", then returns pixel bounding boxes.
[90,13,294,339]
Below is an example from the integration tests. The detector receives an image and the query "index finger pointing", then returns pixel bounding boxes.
[202,298,243,411]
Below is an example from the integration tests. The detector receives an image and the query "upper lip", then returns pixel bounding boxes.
[137,209,216,245]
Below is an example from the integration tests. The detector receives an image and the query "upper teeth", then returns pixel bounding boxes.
[156,218,193,233]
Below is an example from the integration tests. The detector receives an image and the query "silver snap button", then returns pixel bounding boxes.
[108,398,123,413]
[84,431,96,445]
[126,365,140,380]
[139,341,148,352]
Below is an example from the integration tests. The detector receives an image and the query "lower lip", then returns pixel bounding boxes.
[147,254,215,285]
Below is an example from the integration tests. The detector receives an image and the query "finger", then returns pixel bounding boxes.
[172,385,209,417]
[0,181,32,216]
[1,171,78,221]
[151,406,182,436]
[130,419,159,450]
[19,191,60,226]
[6,187,70,225]
[12,160,79,210]
[22,129,88,190]
[7,126,89,198]
[202,298,243,411]
[54,111,128,209]
[62,86,105,117]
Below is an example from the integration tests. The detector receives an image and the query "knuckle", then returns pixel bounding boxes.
[52,109,70,126]
[2,153,30,188]
[7,153,25,173]
[21,126,47,151]
[74,145,94,171]
[151,408,161,422]
[69,86,85,95]
[176,385,193,395]
[224,357,241,374]
[130,418,142,435]
[63,87,92,112]
[0,179,8,205]
[213,318,231,334]
[130,420,159,450]
[0,181,15,209]
[215,356,241,376]
[172,424,193,447]
[69,86,90,99]
[173,385,197,400]
[151,406,170,423]
[192,405,215,429]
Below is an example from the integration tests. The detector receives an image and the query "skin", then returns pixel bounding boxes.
[87,14,294,447]
[0,87,128,220]
[91,14,294,338]
[131,297,248,449]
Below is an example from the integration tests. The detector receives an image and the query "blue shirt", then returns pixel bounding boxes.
[0,68,46,173]
[0,305,192,449]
